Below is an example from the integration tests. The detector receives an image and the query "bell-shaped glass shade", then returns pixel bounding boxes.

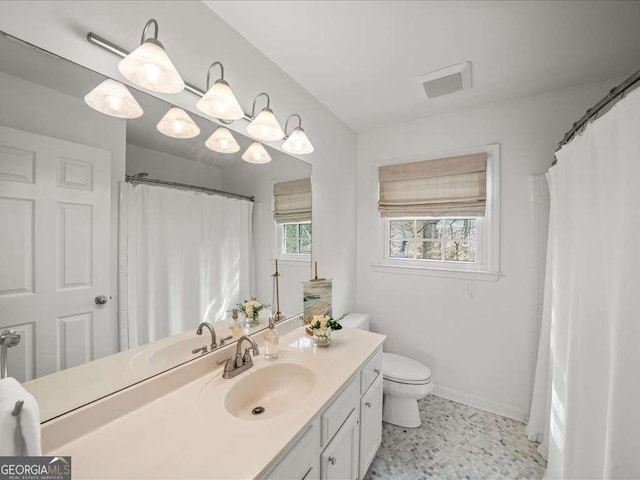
[205,127,240,154]
[246,108,284,141]
[282,127,314,154]
[118,41,185,94]
[242,142,271,164]
[196,80,244,121]
[84,79,143,119]
[156,107,200,139]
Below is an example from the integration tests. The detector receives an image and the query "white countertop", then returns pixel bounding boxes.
[47,327,385,479]
[25,313,278,423]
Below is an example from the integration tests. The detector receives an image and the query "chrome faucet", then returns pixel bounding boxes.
[196,322,217,351]
[216,335,260,379]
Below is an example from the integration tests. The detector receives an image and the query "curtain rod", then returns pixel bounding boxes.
[552,67,640,166]
[125,174,254,202]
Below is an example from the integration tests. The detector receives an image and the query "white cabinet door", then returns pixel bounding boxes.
[321,409,359,480]
[0,125,112,380]
[359,376,383,479]
[266,419,320,480]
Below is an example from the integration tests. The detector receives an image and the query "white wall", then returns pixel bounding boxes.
[126,143,222,189]
[0,1,358,317]
[0,70,126,357]
[221,152,312,316]
[356,78,621,420]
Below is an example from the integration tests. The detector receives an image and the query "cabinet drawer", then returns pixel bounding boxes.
[360,349,383,395]
[321,377,359,447]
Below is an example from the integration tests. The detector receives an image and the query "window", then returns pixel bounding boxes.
[389,218,478,262]
[281,221,312,256]
[375,145,500,280]
[273,178,312,259]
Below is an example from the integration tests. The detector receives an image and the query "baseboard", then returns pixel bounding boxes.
[432,384,528,422]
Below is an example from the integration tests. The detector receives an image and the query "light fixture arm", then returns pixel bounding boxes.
[284,114,303,137]
[251,92,271,117]
[140,19,159,44]
[206,61,225,90]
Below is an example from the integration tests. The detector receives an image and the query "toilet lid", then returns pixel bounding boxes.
[383,353,432,383]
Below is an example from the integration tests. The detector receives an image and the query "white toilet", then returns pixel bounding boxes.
[341,313,433,428]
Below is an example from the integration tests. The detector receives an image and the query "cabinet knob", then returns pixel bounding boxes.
[365,401,372,408]
[328,456,336,466]
[374,368,381,375]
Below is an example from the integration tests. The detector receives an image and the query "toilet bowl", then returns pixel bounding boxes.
[341,313,433,428]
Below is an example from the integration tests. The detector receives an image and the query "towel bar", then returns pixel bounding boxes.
[0,329,21,379]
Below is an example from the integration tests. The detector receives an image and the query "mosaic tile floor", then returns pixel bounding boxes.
[364,395,546,480]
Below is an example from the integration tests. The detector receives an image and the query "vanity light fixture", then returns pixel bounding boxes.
[157,107,200,139]
[282,114,314,154]
[246,93,285,142]
[242,142,272,164]
[196,61,244,121]
[205,127,240,153]
[84,79,143,118]
[117,19,185,94]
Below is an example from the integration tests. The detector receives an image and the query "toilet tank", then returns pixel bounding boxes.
[340,313,370,331]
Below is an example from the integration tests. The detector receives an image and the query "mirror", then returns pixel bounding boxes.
[0,31,312,421]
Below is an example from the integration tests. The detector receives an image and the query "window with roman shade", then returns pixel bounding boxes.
[273,178,311,223]
[378,153,487,218]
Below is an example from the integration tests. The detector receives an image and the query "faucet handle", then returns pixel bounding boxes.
[242,348,253,365]
[217,356,235,372]
[219,335,233,346]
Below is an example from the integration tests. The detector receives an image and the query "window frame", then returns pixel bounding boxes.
[372,144,501,281]
[277,221,312,261]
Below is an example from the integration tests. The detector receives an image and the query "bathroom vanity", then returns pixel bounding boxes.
[41,324,385,479]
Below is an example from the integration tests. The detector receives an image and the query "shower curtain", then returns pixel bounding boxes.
[120,183,253,348]
[526,88,640,479]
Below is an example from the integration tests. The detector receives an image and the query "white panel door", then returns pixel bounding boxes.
[0,125,112,380]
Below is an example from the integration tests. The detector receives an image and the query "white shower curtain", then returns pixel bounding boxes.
[120,183,253,348]
[527,88,640,479]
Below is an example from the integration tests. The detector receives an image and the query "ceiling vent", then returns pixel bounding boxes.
[418,62,472,99]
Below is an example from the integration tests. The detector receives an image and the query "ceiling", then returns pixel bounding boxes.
[205,0,640,133]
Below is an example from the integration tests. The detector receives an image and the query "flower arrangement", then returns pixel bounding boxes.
[237,298,270,327]
[308,314,342,347]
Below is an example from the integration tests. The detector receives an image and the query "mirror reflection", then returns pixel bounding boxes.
[0,31,312,421]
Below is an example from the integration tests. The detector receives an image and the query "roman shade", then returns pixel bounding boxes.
[378,153,487,217]
[273,178,311,223]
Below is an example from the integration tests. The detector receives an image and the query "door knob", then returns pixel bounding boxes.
[365,401,372,408]
[95,295,108,305]
[328,456,336,465]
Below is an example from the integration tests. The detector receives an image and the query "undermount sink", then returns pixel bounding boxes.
[223,363,316,421]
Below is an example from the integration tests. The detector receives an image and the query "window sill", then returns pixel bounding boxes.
[370,263,502,282]
[276,257,311,267]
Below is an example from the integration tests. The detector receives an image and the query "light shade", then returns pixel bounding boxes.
[84,79,143,119]
[196,80,244,121]
[205,127,240,153]
[246,108,284,141]
[118,41,185,94]
[282,128,314,154]
[156,107,200,139]
[242,142,271,164]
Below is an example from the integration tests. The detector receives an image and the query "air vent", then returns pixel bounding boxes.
[418,62,472,99]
